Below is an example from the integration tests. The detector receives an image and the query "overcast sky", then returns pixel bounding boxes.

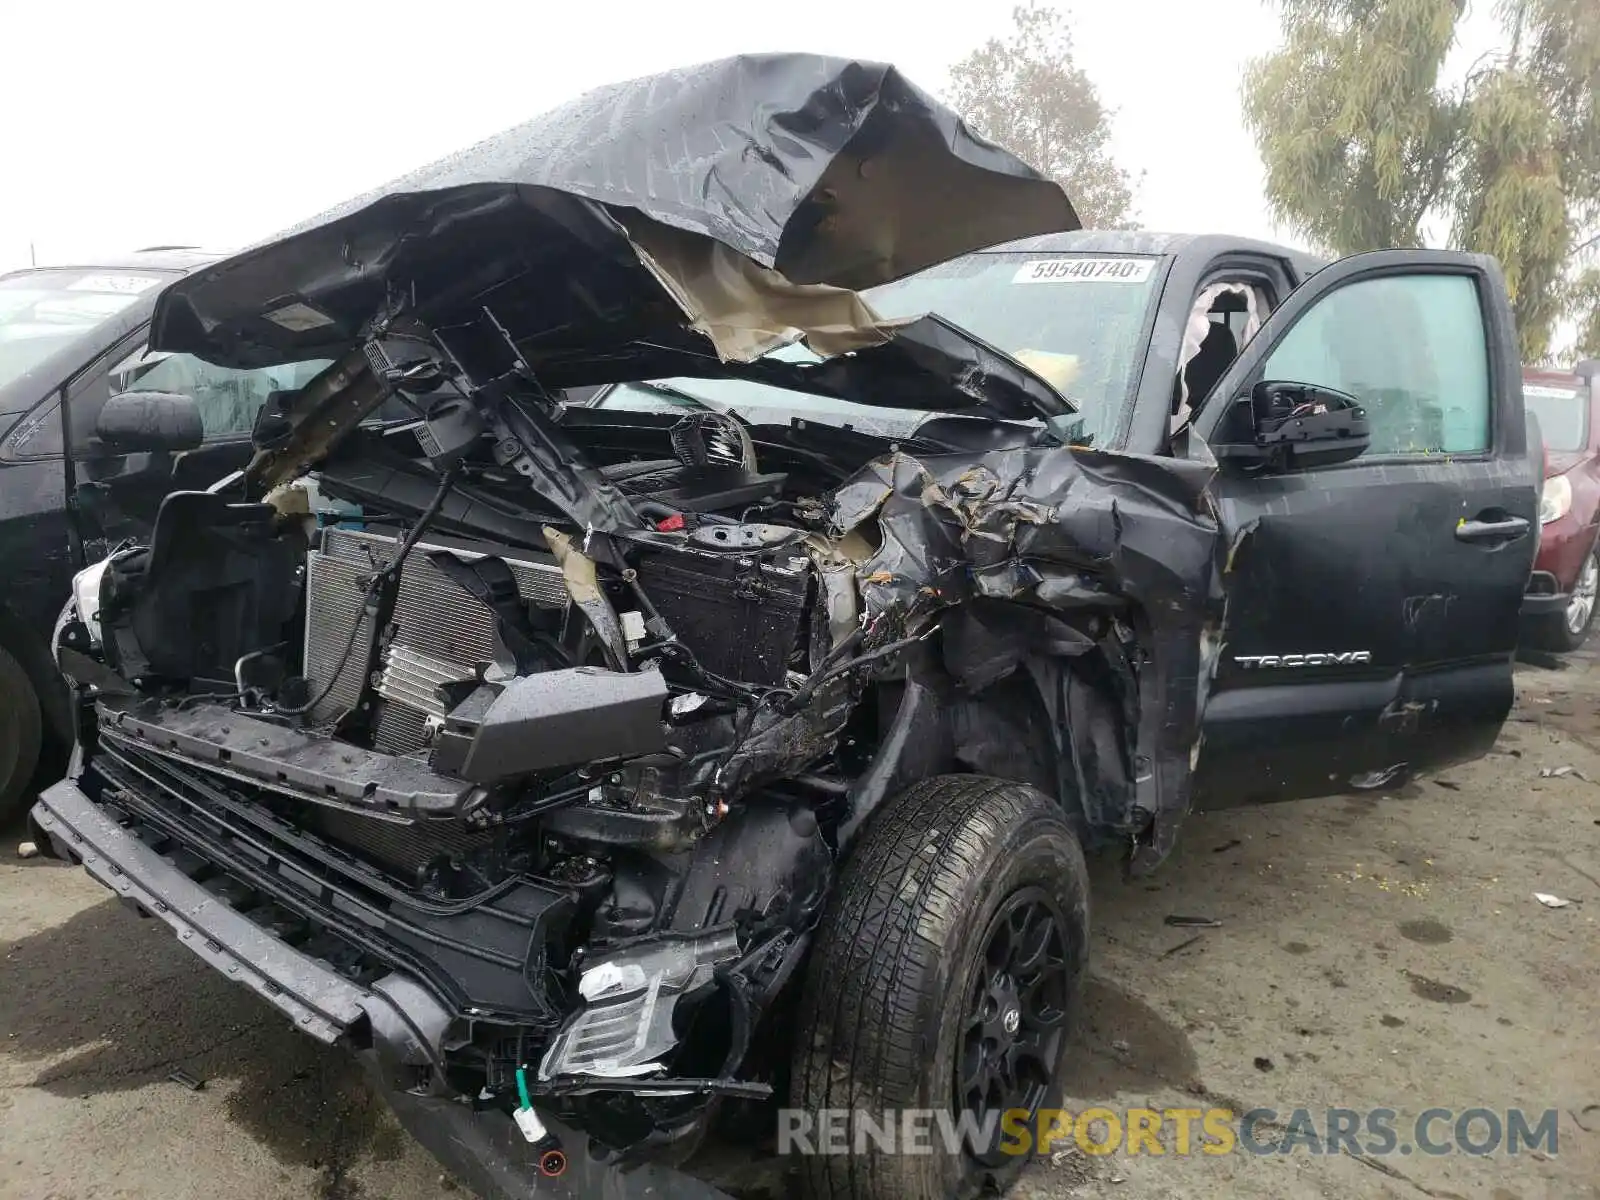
[0,0,1302,272]
[5,1,1509,275]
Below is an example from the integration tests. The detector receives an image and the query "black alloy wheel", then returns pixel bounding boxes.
[792,774,1089,1200]
[956,886,1072,1167]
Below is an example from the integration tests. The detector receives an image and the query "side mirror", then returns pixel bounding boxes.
[94,391,204,453]
[1213,380,1369,471]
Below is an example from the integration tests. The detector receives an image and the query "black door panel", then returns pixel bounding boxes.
[0,461,73,635]
[1188,250,1536,807]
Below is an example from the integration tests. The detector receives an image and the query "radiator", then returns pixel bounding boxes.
[303,527,566,753]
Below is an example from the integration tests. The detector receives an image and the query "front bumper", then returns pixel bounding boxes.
[1521,569,1569,615]
[31,780,734,1200]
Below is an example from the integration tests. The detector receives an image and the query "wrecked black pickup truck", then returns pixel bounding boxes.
[32,53,1538,1200]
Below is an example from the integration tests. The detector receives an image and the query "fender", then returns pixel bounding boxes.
[0,599,73,745]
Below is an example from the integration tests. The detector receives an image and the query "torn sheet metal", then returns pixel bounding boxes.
[543,525,628,666]
[147,54,1077,390]
[833,444,1223,855]
[619,212,905,363]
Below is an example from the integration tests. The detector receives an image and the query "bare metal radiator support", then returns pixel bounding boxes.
[302,527,566,753]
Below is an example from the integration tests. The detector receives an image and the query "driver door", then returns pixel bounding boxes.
[1186,250,1538,807]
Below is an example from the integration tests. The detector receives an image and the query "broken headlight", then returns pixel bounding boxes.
[69,558,112,648]
[538,929,740,1080]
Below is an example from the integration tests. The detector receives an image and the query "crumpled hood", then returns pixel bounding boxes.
[148,54,1078,417]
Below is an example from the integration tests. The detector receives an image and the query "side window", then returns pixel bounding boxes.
[1261,273,1490,457]
[106,346,332,442]
[62,334,151,454]
[7,345,337,458]
[5,330,148,459]
[2,396,65,458]
[1173,280,1270,427]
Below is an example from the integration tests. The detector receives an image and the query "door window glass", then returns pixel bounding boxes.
[1,397,64,458]
[106,347,332,441]
[1,329,149,459]
[1173,281,1268,427]
[1261,273,1491,457]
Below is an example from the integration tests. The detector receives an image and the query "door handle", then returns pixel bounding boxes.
[1455,515,1530,544]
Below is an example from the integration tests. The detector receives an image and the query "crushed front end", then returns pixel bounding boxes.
[51,461,860,1169]
[35,51,1225,1198]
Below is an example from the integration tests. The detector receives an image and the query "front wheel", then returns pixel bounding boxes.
[1526,546,1600,653]
[792,776,1089,1200]
[0,644,43,824]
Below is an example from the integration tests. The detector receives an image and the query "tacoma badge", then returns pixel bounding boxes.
[1234,651,1373,668]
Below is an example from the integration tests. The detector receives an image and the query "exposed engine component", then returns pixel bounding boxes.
[301,520,825,758]
[452,666,669,782]
[375,644,474,725]
[302,526,566,749]
[635,543,813,687]
[669,411,757,470]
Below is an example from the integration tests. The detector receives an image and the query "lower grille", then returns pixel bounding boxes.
[91,741,571,1021]
[301,805,497,879]
[304,527,566,751]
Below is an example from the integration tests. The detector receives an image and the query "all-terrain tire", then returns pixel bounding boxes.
[0,643,43,825]
[792,775,1089,1200]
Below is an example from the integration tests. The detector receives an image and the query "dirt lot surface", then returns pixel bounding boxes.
[4,661,1598,1200]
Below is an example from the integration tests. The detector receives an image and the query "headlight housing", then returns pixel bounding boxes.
[70,559,112,647]
[538,929,738,1080]
[1540,474,1573,525]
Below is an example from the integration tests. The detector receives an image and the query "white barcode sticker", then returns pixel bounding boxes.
[67,273,164,294]
[1012,257,1154,284]
[1525,384,1582,400]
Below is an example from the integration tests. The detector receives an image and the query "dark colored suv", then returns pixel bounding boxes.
[0,250,332,818]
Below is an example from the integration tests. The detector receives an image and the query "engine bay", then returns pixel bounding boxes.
[68,365,984,1158]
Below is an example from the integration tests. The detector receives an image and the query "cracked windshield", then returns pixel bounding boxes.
[596,251,1160,446]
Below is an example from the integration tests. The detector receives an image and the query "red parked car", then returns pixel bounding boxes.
[1523,362,1600,650]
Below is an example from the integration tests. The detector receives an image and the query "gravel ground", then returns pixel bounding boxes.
[3,661,1597,1200]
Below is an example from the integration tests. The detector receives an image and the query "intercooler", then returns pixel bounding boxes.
[303,527,567,753]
